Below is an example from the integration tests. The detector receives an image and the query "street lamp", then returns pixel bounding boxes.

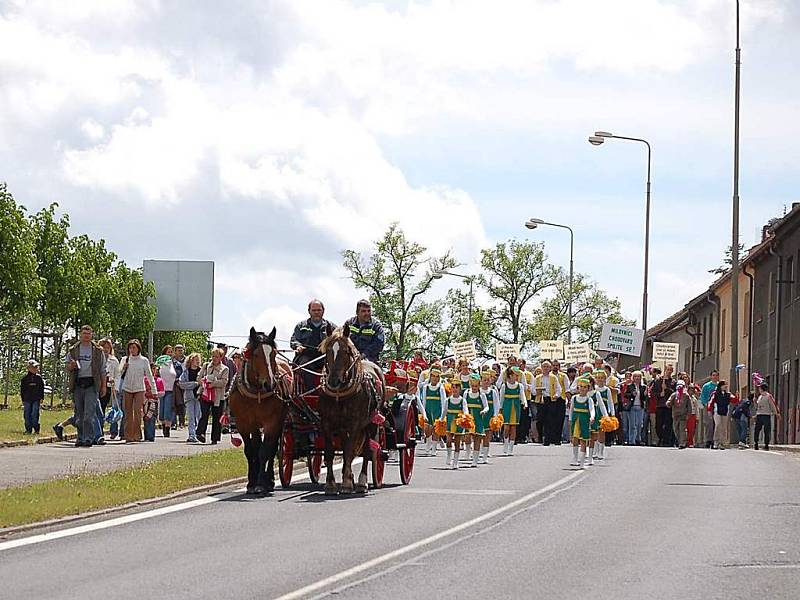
[525,218,575,343]
[434,271,475,333]
[588,130,652,339]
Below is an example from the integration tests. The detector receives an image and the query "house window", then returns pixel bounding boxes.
[743,290,750,336]
[721,308,727,352]
[786,256,795,306]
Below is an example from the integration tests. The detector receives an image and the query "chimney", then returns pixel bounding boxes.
[762,224,771,241]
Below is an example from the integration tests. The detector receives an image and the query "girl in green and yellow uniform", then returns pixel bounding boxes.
[497,366,527,455]
[592,369,616,462]
[479,369,499,463]
[443,379,469,469]
[587,370,610,466]
[569,377,596,469]
[463,373,490,467]
[419,369,447,456]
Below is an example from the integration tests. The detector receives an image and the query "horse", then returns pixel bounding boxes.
[318,324,385,495]
[228,327,291,495]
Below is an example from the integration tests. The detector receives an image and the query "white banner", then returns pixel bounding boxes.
[564,343,591,365]
[597,323,645,357]
[652,342,680,364]
[538,340,564,360]
[452,340,477,361]
[495,343,522,362]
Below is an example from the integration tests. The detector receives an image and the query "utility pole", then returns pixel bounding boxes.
[730,0,742,394]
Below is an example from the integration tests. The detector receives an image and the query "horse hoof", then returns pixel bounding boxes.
[355,484,368,494]
[340,484,354,495]
[324,483,339,496]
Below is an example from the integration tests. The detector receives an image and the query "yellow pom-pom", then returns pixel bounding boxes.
[489,414,504,432]
[600,416,618,432]
[418,414,426,429]
[434,418,447,437]
[456,412,475,431]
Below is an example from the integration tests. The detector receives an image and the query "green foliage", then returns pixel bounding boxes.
[107,265,156,345]
[709,242,747,275]
[428,287,492,358]
[342,223,457,359]
[529,272,635,348]
[478,240,560,347]
[0,183,41,322]
[153,331,210,359]
[30,203,75,331]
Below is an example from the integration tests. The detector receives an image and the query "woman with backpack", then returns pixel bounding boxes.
[754,384,780,451]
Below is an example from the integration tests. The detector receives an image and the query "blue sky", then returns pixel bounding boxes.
[0,0,797,348]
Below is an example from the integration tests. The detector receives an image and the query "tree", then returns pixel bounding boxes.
[477,240,560,347]
[709,243,747,275]
[153,331,210,359]
[342,223,457,359]
[70,234,117,334]
[0,183,41,322]
[428,288,492,358]
[107,264,157,346]
[529,272,634,348]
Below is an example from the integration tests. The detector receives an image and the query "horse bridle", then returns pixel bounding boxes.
[321,338,364,400]
[237,339,290,403]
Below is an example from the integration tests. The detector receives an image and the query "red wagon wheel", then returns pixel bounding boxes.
[371,426,386,490]
[307,453,322,484]
[278,425,295,489]
[399,407,416,485]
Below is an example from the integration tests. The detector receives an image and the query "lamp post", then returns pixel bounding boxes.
[588,130,652,339]
[729,0,742,394]
[434,271,475,332]
[525,218,575,343]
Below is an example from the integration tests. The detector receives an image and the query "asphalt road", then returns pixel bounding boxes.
[2,443,799,600]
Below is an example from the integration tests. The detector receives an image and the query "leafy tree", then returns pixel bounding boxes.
[709,243,747,275]
[70,234,117,334]
[429,287,492,358]
[529,272,634,348]
[477,240,560,347]
[0,183,41,322]
[153,331,210,359]
[342,223,457,359]
[106,264,157,346]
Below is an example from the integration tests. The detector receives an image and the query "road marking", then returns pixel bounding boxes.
[399,488,517,496]
[0,459,356,553]
[274,470,584,600]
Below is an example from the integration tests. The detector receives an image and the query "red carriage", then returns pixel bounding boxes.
[277,359,419,489]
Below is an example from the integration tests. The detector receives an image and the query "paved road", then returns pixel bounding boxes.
[0,428,234,488]
[2,443,799,600]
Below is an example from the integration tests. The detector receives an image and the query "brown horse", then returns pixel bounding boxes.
[228,327,291,495]
[318,325,384,495]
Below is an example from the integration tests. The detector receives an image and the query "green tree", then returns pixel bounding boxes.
[107,264,157,346]
[153,331,210,359]
[342,223,457,359]
[477,240,560,347]
[0,183,41,322]
[529,272,634,348]
[70,235,117,334]
[429,288,492,358]
[709,242,747,275]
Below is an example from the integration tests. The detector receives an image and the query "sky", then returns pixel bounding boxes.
[1,0,798,349]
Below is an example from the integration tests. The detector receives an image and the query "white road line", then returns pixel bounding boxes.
[0,459,355,553]
[274,470,584,600]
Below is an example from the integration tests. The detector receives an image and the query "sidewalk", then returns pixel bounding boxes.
[0,428,235,489]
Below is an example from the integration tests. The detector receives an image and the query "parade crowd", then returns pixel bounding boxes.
[17,298,782,466]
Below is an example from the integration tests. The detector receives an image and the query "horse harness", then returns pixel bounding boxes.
[236,345,291,404]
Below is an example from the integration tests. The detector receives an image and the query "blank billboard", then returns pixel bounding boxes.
[143,260,214,332]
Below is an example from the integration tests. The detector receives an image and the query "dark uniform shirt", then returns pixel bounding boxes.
[291,318,332,362]
[344,317,385,363]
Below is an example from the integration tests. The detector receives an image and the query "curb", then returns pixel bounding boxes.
[773,445,800,454]
[0,461,311,539]
[1,433,78,449]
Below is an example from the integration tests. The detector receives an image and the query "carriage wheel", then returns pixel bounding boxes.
[371,427,386,490]
[307,453,322,484]
[400,407,416,485]
[279,426,295,489]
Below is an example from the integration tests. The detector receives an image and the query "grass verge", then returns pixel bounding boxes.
[0,448,246,529]
[0,399,73,443]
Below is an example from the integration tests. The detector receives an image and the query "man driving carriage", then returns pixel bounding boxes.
[344,299,385,365]
[291,299,334,392]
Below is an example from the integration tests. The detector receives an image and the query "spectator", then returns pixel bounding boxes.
[623,370,647,445]
[753,383,780,451]
[732,392,755,449]
[550,360,569,447]
[687,384,701,447]
[708,380,734,450]
[178,353,203,443]
[196,348,229,444]
[410,350,428,372]
[699,370,720,448]
[667,380,691,449]
[20,359,44,434]
[157,345,177,438]
[120,339,156,443]
[99,338,119,436]
[650,367,673,446]
[65,325,107,448]
[143,363,163,442]
[172,344,186,429]
[619,371,633,443]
